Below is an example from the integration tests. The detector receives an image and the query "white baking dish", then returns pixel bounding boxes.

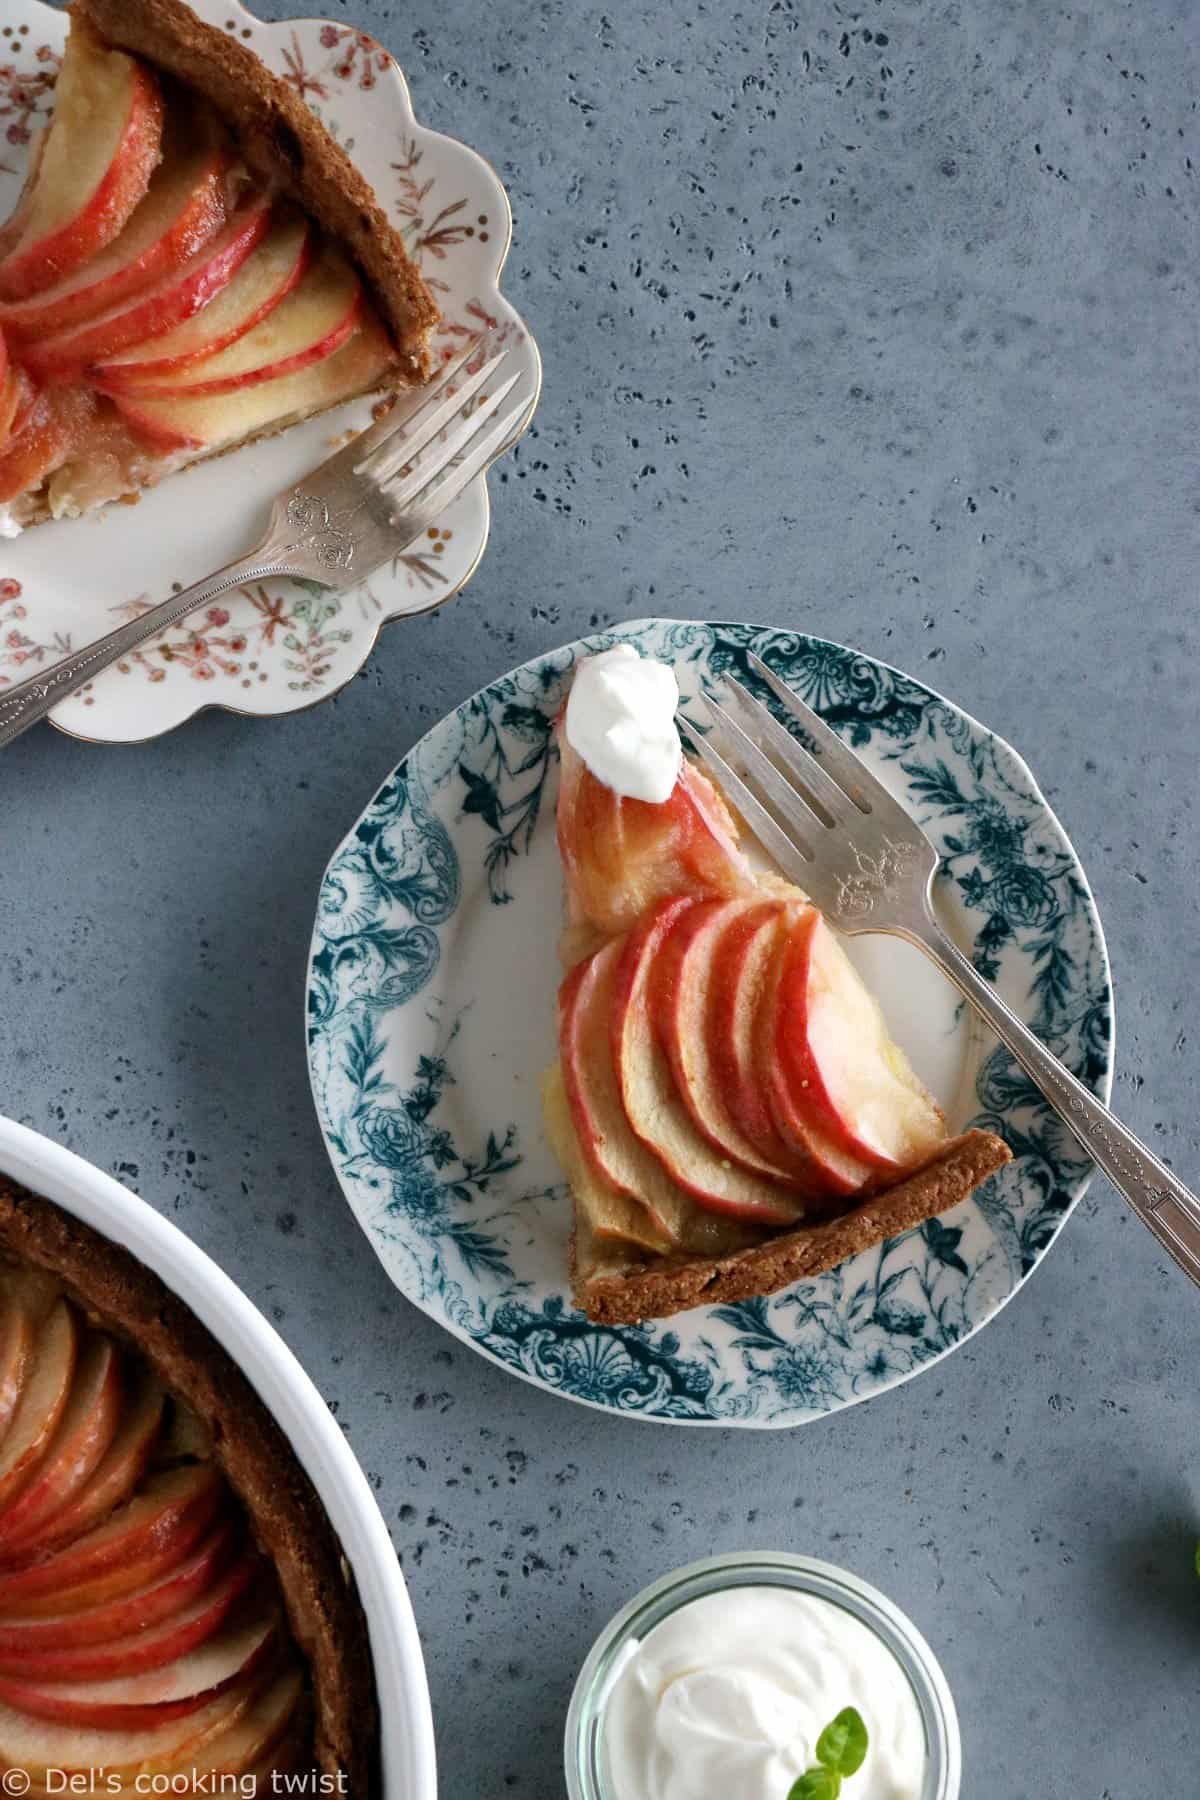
[0,1115,436,1798]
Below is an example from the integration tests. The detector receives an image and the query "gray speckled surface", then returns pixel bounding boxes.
[3,1,1199,1794]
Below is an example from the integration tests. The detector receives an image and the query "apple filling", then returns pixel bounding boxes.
[0,12,405,530]
[0,1263,312,1782]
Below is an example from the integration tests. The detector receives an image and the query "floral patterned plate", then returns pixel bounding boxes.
[306,620,1114,1428]
[0,0,540,743]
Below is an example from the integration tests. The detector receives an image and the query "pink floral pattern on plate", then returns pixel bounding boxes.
[0,0,540,744]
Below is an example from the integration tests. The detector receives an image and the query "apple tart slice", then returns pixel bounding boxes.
[0,1180,377,1791]
[0,0,438,532]
[545,658,1012,1325]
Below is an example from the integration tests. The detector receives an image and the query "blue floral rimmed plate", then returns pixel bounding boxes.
[305,620,1113,1428]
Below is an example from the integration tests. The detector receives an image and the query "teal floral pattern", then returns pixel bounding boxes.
[307,621,1113,1428]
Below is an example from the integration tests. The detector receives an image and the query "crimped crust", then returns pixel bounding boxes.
[0,1178,378,1795]
[571,1127,1012,1324]
[73,0,438,377]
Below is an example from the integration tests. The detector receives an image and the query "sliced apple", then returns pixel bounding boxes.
[92,208,311,389]
[0,121,232,343]
[106,238,360,398]
[557,940,760,1254]
[0,1312,30,1454]
[21,191,273,383]
[611,898,810,1225]
[0,1548,258,1683]
[0,1302,78,1514]
[555,730,752,942]
[0,1336,120,1553]
[0,1465,225,1615]
[701,902,872,1197]
[156,1665,304,1784]
[652,895,804,1182]
[768,906,947,1171]
[0,1521,238,1656]
[0,1282,41,1449]
[550,964,672,1260]
[9,1373,164,1558]
[0,1600,277,1729]
[0,22,164,302]
[0,1671,257,1785]
[706,901,798,1162]
[115,308,396,452]
[0,386,94,506]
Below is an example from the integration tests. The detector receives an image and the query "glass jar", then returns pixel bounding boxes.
[565,1551,961,1800]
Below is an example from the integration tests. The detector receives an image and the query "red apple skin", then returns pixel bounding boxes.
[0,1303,33,1446]
[124,291,362,399]
[768,907,945,1172]
[0,1520,237,1656]
[707,900,797,1164]
[8,1374,164,1558]
[0,1671,262,1784]
[558,951,640,1202]
[0,1548,258,1683]
[112,308,396,453]
[91,212,312,389]
[652,895,799,1183]
[0,133,232,343]
[0,1605,278,1730]
[0,1302,79,1514]
[557,946,676,1252]
[0,1338,121,1552]
[20,193,274,384]
[702,901,871,1200]
[610,898,807,1226]
[0,1466,224,1614]
[0,58,164,302]
[106,243,362,398]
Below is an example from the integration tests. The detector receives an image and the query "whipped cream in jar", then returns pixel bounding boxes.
[565,1553,959,1800]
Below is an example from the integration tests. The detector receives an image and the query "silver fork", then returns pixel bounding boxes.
[689,651,1200,1289]
[0,335,533,750]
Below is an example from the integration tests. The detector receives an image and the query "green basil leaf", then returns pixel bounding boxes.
[787,1770,841,1800]
[815,1706,869,1777]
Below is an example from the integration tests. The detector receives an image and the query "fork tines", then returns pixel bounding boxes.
[688,650,929,897]
[334,332,530,525]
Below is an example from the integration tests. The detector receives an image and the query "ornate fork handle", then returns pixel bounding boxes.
[0,488,376,749]
[0,550,294,750]
[908,911,1200,1288]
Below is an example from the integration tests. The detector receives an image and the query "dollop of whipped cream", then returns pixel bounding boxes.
[564,644,682,803]
[601,1586,926,1800]
[0,506,21,540]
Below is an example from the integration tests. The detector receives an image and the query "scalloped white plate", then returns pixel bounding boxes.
[0,0,540,743]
